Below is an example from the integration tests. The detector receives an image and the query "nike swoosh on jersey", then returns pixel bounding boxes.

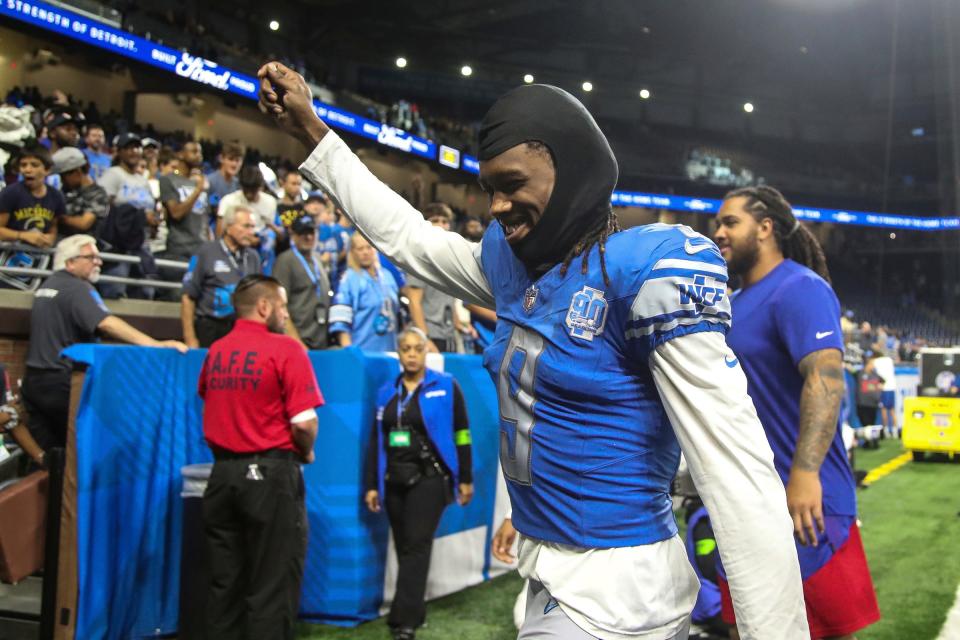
[816,331,835,340]
[683,239,714,254]
[725,355,739,368]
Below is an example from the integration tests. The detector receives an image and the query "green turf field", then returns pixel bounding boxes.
[298,438,960,639]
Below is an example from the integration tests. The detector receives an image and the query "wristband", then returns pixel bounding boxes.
[0,406,18,431]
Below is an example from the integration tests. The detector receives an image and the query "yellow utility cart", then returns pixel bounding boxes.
[903,348,960,461]
[902,396,960,461]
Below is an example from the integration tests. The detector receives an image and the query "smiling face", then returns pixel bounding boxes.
[477,142,555,245]
[220,153,242,178]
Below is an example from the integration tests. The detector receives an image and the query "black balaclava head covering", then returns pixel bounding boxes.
[478,84,619,269]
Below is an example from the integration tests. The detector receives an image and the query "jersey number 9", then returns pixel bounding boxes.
[497,326,544,485]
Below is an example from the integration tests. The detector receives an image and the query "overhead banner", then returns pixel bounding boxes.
[3,0,958,230]
[610,191,960,231]
[62,344,507,639]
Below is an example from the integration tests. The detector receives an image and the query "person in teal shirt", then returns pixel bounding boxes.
[328,233,399,351]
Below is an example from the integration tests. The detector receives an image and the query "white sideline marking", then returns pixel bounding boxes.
[936,583,960,640]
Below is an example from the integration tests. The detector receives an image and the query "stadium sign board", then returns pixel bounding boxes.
[2,0,958,230]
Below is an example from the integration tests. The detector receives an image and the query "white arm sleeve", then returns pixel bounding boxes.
[299,133,495,308]
[649,330,809,640]
[290,408,317,425]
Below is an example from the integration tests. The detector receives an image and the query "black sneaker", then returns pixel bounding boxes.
[391,627,416,640]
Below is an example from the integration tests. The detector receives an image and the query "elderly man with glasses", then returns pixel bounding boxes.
[21,235,186,451]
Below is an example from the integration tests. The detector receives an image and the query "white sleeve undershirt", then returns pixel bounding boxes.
[649,330,809,640]
[298,133,495,308]
[290,408,316,425]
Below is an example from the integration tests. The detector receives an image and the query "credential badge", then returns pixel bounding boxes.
[565,286,608,341]
[523,285,539,313]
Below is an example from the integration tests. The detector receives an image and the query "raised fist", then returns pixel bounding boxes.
[257,62,330,149]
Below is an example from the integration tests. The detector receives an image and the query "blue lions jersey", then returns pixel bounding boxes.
[480,222,731,548]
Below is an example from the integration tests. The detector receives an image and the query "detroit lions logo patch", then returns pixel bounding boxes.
[565,286,608,342]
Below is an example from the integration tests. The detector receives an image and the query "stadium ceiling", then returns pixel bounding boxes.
[208,0,932,120]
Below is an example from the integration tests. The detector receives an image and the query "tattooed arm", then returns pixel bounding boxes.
[788,347,845,546]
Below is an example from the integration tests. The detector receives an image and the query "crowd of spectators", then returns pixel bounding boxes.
[0,85,955,357]
[0,87,491,356]
[840,314,934,366]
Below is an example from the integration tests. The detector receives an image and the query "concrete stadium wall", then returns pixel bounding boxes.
[0,24,134,114]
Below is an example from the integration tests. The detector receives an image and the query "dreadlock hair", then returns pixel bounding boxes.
[558,209,622,287]
[724,185,831,284]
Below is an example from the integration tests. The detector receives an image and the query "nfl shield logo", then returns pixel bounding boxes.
[523,285,538,313]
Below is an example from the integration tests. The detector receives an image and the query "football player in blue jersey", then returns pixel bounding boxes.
[258,61,808,640]
[713,187,880,640]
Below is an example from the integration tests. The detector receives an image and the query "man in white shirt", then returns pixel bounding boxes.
[257,61,808,640]
[872,354,898,437]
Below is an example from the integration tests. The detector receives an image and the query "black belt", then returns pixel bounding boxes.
[211,447,299,462]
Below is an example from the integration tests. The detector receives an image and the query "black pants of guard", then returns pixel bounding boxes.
[384,474,449,629]
[196,316,235,348]
[431,338,454,353]
[21,367,71,450]
[857,404,879,427]
[202,456,307,640]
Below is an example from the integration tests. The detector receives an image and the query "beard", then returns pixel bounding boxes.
[267,308,285,334]
[88,269,101,284]
[724,229,761,278]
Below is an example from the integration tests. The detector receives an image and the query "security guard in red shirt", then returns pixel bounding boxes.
[198,274,323,639]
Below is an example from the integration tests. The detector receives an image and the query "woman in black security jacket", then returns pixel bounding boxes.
[364,327,474,640]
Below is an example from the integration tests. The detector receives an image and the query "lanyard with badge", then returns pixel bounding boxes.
[389,383,419,448]
[213,240,248,317]
[372,269,395,336]
[219,240,247,276]
[293,249,327,326]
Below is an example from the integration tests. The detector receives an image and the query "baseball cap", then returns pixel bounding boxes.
[305,191,328,205]
[48,110,83,130]
[291,215,317,234]
[141,137,160,149]
[52,147,87,174]
[113,132,142,148]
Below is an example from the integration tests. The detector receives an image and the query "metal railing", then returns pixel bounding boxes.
[0,242,189,291]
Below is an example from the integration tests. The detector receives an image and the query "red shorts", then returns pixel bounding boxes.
[718,523,880,639]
